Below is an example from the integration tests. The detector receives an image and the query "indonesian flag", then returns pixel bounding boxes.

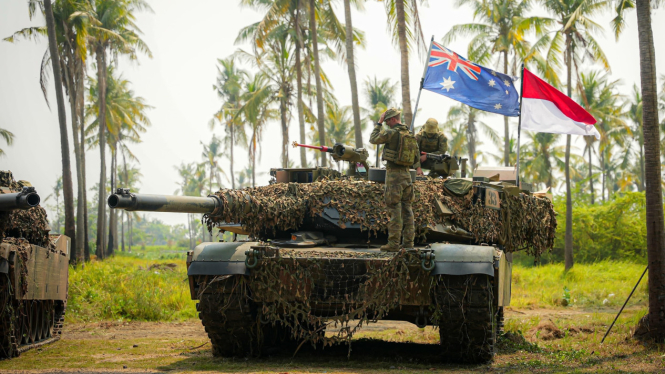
[521,68,600,139]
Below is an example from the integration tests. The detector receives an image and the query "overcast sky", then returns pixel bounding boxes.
[1,1,664,226]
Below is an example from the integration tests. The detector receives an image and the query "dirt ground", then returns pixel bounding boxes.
[1,308,664,374]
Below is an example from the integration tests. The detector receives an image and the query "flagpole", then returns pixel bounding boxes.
[515,63,525,188]
[409,36,434,133]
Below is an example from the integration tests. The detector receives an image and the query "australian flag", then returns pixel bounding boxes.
[423,41,520,117]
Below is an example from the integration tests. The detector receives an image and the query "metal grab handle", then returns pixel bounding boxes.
[245,250,259,269]
[420,252,436,271]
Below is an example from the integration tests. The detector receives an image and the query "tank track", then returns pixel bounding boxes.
[434,274,496,364]
[0,274,66,359]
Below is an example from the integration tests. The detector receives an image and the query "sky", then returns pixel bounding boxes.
[1,1,664,227]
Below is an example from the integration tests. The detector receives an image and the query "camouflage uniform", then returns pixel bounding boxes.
[369,109,420,250]
[416,118,448,177]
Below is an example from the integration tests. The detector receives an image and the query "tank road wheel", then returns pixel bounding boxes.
[197,276,259,357]
[434,274,497,364]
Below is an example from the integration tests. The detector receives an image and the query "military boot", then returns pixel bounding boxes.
[403,242,415,249]
[380,244,400,252]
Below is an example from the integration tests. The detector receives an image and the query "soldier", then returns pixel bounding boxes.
[416,118,449,176]
[369,108,422,252]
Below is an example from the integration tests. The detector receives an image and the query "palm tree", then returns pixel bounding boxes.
[519,132,567,190]
[446,104,499,172]
[341,0,365,148]
[444,0,553,166]
[6,0,77,258]
[5,1,96,261]
[85,66,152,257]
[540,0,610,271]
[88,0,152,259]
[379,0,427,128]
[211,57,247,188]
[364,76,398,165]
[44,177,64,234]
[577,71,627,202]
[238,72,278,187]
[615,0,665,340]
[0,128,14,157]
[309,0,328,166]
[174,163,197,250]
[201,135,226,193]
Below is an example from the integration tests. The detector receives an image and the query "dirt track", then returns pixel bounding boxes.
[1,308,663,373]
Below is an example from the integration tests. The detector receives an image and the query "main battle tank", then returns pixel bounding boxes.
[0,171,70,359]
[108,145,556,363]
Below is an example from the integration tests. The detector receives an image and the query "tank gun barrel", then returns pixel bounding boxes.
[0,187,41,211]
[108,188,222,214]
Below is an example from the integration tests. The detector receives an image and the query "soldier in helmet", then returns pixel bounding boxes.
[416,118,449,177]
[369,108,423,252]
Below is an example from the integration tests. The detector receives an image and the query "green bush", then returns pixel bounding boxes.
[67,255,196,322]
[543,192,649,263]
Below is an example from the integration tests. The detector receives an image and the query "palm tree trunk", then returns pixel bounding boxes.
[66,55,85,263]
[44,0,76,255]
[79,69,90,261]
[208,164,213,241]
[252,145,256,188]
[467,116,477,172]
[230,121,235,189]
[343,0,363,147]
[600,151,606,201]
[280,96,289,168]
[121,211,125,252]
[639,142,645,191]
[395,0,413,128]
[95,46,107,260]
[588,143,594,204]
[310,0,327,167]
[636,0,665,341]
[295,2,307,167]
[107,148,116,257]
[503,51,510,166]
[564,39,573,271]
[128,214,132,252]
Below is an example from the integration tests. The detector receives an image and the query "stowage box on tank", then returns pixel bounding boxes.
[109,160,556,363]
[0,171,70,359]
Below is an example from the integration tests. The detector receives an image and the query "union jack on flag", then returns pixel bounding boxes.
[429,42,482,81]
[422,41,520,117]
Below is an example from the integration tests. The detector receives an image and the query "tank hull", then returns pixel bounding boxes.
[0,235,70,359]
[186,241,510,363]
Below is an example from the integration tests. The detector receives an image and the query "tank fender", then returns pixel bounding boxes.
[430,243,495,277]
[187,241,260,276]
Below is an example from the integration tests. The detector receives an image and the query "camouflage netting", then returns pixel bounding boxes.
[206,249,431,356]
[205,178,557,258]
[0,171,54,250]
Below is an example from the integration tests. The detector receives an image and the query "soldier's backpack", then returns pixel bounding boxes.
[383,129,418,166]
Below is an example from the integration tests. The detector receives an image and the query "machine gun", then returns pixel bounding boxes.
[293,142,370,178]
[420,152,468,178]
[0,186,41,211]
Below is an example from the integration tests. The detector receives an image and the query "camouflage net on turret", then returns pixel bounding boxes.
[205,179,557,258]
[0,171,53,251]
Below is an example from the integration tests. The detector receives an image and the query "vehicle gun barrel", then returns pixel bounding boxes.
[292,141,333,153]
[107,189,222,214]
[421,152,450,162]
[0,187,41,211]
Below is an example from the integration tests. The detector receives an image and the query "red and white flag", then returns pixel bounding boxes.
[521,68,599,139]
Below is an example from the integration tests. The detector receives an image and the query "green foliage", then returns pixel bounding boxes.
[548,192,648,263]
[67,253,196,322]
[511,261,648,308]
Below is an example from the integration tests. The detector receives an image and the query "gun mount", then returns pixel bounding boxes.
[293,141,369,177]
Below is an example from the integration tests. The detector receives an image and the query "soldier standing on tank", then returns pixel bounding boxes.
[369,108,423,252]
[416,118,449,177]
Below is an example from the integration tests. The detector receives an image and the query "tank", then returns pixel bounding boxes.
[107,148,556,363]
[0,171,70,359]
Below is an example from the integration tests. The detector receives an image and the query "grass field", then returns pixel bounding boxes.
[9,246,655,373]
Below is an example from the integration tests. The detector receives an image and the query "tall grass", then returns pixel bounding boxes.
[511,261,648,309]
[67,254,197,322]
